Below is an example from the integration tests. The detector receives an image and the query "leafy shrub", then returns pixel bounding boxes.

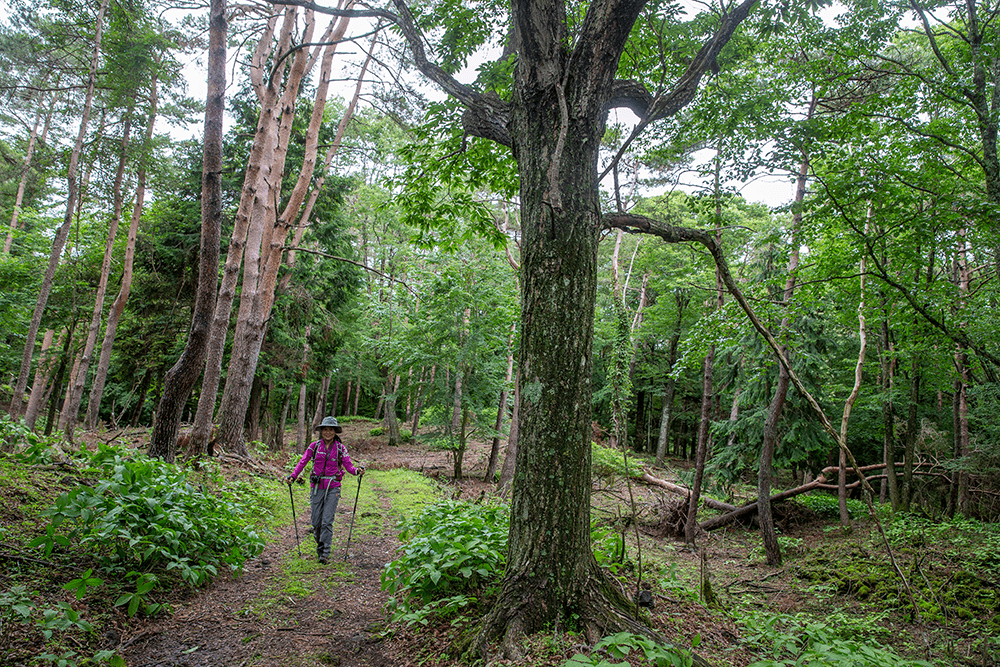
[742,612,933,667]
[30,444,267,588]
[369,426,386,436]
[565,632,695,667]
[381,499,508,625]
[1,414,62,459]
[592,442,643,480]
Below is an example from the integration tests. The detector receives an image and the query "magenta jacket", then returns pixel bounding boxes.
[290,436,359,490]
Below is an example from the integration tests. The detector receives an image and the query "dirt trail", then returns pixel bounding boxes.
[118,488,398,667]
[118,430,494,667]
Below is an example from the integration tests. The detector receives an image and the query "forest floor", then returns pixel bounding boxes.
[4,420,998,667]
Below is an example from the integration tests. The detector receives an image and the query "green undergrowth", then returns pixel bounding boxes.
[0,426,283,667]
[382,498,509,627]
[366,467,443,525]
[740,611,934,667]
[791,516,1000,632]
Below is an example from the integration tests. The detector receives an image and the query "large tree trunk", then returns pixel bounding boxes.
[217,8,358,454]
[188,11,286,455]
[148,0,226,461]
[10,0,108,419]
[477,21,640,644]
[374,0,758,652]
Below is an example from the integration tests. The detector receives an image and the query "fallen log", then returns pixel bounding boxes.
[638,472,737,513]
[697,460,938,531]
[698,476,828,531]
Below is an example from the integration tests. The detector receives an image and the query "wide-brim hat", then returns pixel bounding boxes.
[315,416,342,433]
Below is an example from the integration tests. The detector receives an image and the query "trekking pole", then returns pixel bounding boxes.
[288,481,302,559]
[344,472,363,561]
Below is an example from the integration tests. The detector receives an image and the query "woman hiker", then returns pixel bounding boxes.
[287,416,365,564]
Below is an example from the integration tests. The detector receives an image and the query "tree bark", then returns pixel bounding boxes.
[11,0,108,419]
[217,7,362,454]
[217,8,321,454]
[147,0,226,460]
[486,322,516,482]
[188,11,285,455]
[24,329,58,431]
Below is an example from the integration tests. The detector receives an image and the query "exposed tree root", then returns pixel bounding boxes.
[471,564,711,666]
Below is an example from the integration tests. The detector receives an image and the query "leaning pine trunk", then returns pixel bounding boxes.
[10,0,108,419]
[63,114,133,437]
[147,0,226,461]
[86,67,159,429]
[217,8,353,453]
[188,11,285,455]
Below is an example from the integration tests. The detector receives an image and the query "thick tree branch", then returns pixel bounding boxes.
[601,0,759,179]
[271,0,514,145]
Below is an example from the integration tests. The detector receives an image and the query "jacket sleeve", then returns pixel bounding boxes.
[340,444,359,475]
[291,443,315,479]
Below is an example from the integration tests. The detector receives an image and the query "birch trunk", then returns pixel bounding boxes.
[218,8,360,453]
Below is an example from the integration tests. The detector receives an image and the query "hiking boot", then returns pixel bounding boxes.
[318,556,328,564]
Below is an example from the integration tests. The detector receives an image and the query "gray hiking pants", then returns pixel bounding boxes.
[310,484,341,560]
